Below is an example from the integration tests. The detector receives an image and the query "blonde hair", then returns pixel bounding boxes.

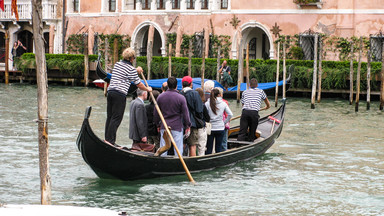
[204,80,215,92]
[122,48,136,61]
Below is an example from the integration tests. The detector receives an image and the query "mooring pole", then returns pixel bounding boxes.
[317,37,323,103]
[355,37,362,112]
[246,44,250,89]
[380,41,384,110]
[84,34,89,87]
[216,46,221,82]
[188,40,192,77]
[147,25,154,80]
[311,34,318,109]
[201,36,206,88]
[5,30,9,85]
[32,0,52,204]
[367,49,371,110]
[168,43,172,77]
[282,41,287,99]
[237,39,244,103]
[349,41,354,105]
[104,38,109,72]
[275,41,280,107]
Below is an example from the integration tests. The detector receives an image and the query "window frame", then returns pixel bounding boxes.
[221,0,228,9]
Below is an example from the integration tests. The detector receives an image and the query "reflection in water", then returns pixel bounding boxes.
[0,84,383,215]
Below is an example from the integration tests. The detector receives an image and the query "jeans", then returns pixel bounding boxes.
[221,128,228,152]
[206,130,225,154]
[160,129,184,156]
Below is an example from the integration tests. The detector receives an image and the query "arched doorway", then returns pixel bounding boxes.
[232,22,274,60]
[43,32,49,53]
[17,30,33,53]
[131,21,166,57]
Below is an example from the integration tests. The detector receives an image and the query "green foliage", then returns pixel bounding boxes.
[289,46,304,60]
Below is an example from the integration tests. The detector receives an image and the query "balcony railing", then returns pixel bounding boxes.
[0,2,57,20]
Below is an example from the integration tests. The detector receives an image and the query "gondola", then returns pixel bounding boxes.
[94,57,292,97]
[76,99,286,181]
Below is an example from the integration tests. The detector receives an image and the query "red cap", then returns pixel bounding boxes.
[182,76,193,84]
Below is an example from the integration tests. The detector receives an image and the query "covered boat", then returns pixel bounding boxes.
[76,99,286,181]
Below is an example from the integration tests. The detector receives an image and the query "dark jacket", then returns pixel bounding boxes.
[180,88,205,128]
[129,98,148,141]
[145,103,158,136]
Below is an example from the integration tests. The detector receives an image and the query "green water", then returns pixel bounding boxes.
[1,83,383,215]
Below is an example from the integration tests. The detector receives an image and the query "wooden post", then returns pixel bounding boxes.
[349,41,354,105]
[104,38,109,72]
[282,41,287,99]
[367,49,371,110]
[317,37,323,103]
[133,42,138,68]
[32,0,52,205]
[246,44,250,89]
[113,38,119,65]
[380,42,384,110]
[274,41,280,107]
[188,40,192,77]
[355,37,362,112]
[5,30,9,84]
[237,40,244,103]
[168,43,172,77]
[216,46,221,82]
[147,25,155,80]
[201,37,206,88]
[311,34,318,109]
[84,34,89,87]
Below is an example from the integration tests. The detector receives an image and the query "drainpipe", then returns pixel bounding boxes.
[62,0,66,53]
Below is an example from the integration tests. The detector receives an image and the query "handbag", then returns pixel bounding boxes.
[205,122,212,135]
[131,143,155,152]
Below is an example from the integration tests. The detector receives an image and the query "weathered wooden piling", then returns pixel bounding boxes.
[113,38,118,65]
[317,38,323,103]
[311,34,318,109]
[104,38,109,71]
[188,40,192,77]
[355,37,362,112]
[282,41,287,99]
[367,49,371,110]
[133,42,138,67]
[168,44,172,77]
[349,41,354,105]
[380,42,384,110]
[147,25,155,80]
[201,36,206,88]
[84,34,89,87]
[246,44,250,89]
[32,0,52,204]
[237,39,244,103]
[275,41,280,107]
[216,46,221,82]
[4,30,9,85]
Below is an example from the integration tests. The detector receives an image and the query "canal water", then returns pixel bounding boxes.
[1,84,383,215]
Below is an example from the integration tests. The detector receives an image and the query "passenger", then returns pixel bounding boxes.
[129,89,148,144]
[161,82,168,93]
[180,76,205,157]
[237,78,271,142]
[154,77,191,156]
[145,90,161,150]
[214,87,230,152]
[104,47,152,145]
[195,88,211,156]
[205,88,233,154]
[218,60,232,91]
[203,80,215,102]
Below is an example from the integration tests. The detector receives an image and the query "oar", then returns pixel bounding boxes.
[139,73,195,184]
[230,115,241,121]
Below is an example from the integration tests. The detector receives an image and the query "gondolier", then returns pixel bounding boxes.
[105,47,152,145]
[237,78,271,142]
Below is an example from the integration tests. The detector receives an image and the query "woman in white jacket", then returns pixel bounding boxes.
[205,88,233,154]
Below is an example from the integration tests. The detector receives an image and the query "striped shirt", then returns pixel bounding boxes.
[107,60,141,95]
[241,87,267,111]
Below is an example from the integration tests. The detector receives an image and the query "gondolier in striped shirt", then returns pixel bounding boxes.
[237,78,271,142]
[105,47,152,145]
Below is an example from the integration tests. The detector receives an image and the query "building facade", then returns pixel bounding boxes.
[0,0,64,69]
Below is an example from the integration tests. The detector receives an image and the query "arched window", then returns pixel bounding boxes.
[141,0,150,9]
[172,0,179,9]
[44,32,50,53]
[157,0,164,9]
[186,0,194,9]
[221,0,228,9]
[74,0,79,12]
[109,0,116,12]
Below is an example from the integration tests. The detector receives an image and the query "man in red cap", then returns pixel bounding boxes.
[180,76,207,156]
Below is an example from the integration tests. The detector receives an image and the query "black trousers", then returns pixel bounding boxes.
[105,90,126,144]
[237,109,259,142]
